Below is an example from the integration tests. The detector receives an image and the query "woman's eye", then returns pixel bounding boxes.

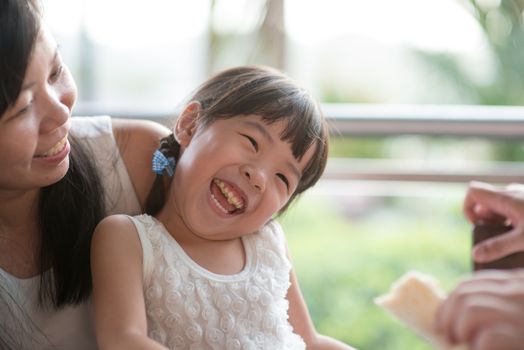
[277,173,289,189]
[13,102,32,118]
[242,134,258,151]
[18,105,30,115]
[49,65,63,82]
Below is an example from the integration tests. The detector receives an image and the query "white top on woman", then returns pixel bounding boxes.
[0,116,141,350]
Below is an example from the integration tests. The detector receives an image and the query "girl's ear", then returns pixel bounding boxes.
[175,101,201,146]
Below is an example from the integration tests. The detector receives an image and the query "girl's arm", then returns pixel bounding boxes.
[91,215,168,350]
[112,118,171,209]
[286,268,357,350]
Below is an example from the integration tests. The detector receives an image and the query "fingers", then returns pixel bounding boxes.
[435,273,507,342]
[472,227,524,262]
[472,324,524,350]
[464,181,523,226]
[455,296,518,343]
[463,182,498,224]
[471,204,506,224]
[437,292,515,346]
[437,271,524,347]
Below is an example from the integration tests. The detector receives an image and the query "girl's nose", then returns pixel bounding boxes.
[241,164,266,192]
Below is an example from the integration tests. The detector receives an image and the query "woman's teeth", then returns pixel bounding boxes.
[37,137,67,157]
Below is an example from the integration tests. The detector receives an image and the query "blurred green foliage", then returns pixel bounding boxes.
[280,192,471,350]
[276,2,524,348]
[329,137,387,159]
[415,0,524,106]
[329,135,524,162]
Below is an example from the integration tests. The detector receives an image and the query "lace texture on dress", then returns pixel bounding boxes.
[130,215,305,350]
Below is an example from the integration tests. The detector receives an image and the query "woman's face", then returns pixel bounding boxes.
[0,25,77,193]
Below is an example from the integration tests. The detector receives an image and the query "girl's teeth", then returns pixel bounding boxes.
[211,193,229,214]
[214,179,245,210]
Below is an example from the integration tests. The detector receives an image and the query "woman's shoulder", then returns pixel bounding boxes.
[71,115,170,144]
[110,118,170,175]
[70,115,112,138]
[111,118,170,150]
[111,118,171,207]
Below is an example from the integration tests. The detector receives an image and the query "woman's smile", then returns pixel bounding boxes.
[35,135,68,158]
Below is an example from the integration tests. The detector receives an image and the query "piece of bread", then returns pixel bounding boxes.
[374,271,468,350]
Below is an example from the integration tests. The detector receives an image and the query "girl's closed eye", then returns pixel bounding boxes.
[241,133,258,152]
[276,173,289,189]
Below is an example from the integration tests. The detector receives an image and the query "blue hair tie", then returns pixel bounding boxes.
[152,149,176,177]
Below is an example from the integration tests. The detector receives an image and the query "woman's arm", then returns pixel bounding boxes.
[112,118,171,209]
[91,215,168,350]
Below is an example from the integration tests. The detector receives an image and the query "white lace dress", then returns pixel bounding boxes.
[128,214,306,350]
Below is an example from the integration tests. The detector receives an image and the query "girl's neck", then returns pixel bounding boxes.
[154,204,247,275]
[154,191,214,246]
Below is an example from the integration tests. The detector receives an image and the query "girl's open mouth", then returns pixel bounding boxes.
[210,178,246,215]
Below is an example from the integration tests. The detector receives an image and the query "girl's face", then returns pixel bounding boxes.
[0,26,77,193]
[168,110,316,241]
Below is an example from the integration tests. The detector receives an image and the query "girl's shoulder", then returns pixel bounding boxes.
[125,214,163,239]
[95,214,161,240]
[251,219,289,257]
[259,219,286,242]
[93,214,140,241]
[98,212,133,225]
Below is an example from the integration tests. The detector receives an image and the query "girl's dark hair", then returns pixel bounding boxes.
[145,134,180,215]
[0,0,105,308]
[146,65,328,214]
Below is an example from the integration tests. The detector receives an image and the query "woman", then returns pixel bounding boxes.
[0,0,169,348]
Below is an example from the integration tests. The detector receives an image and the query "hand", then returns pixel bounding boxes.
[435,269,524,350]
[464,181,524,263]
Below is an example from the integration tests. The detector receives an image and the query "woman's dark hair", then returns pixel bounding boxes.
[38,135,105,306]
[0,0,40,115]
[0,0,105,308]
[146,65,328,215]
